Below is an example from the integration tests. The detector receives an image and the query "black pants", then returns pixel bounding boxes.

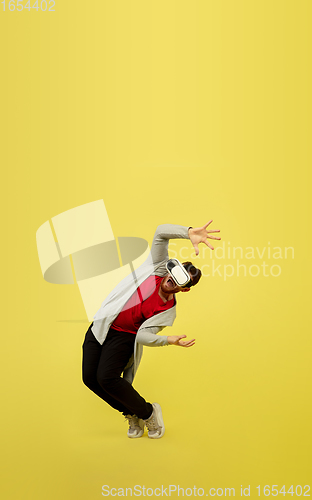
[82,323,153,420]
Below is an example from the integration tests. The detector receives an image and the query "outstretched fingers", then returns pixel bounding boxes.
[180,338,196,347]
[203,240,214,250]
[207,234,221,240]
[193,244,199,255]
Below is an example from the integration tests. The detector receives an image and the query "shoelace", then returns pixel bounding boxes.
[125,415,140,430]
[145,414,159,432]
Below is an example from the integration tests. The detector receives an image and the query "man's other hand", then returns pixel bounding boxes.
[167,335,195,347]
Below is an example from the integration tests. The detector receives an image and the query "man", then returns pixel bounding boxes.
[82,221,221,439]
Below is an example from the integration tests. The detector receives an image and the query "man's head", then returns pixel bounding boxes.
[161,261,202,294]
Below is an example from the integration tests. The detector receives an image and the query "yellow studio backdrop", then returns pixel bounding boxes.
[0,1,311,499]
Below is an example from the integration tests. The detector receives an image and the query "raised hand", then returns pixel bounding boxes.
[189,220,221,255]
[167,335,196,347]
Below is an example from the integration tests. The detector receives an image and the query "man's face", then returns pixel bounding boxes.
[160,272,193,294]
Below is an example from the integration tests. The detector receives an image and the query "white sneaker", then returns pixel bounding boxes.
[125,415,145,438]
[144,403,165,439]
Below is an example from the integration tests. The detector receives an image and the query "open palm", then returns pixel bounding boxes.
[167,335,196,347]
[189,220,221,255]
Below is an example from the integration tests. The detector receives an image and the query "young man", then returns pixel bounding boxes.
[82,221,220,439]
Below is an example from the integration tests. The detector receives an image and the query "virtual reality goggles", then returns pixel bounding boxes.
[165,258,194,288]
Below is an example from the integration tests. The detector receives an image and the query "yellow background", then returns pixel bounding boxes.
[1,1,311,499]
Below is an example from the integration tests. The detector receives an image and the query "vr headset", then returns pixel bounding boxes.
[165,258,193,288]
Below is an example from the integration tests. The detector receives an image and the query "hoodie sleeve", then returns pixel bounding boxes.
[150,224,192,264]
[136,326,170,347]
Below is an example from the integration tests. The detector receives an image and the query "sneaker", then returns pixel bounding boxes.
[124,414,145,438]
[144,403,165,439]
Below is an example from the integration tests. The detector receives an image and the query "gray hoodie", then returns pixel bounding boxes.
[91,223,192,384]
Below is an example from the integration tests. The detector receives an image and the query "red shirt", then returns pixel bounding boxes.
[111,275,175,334]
